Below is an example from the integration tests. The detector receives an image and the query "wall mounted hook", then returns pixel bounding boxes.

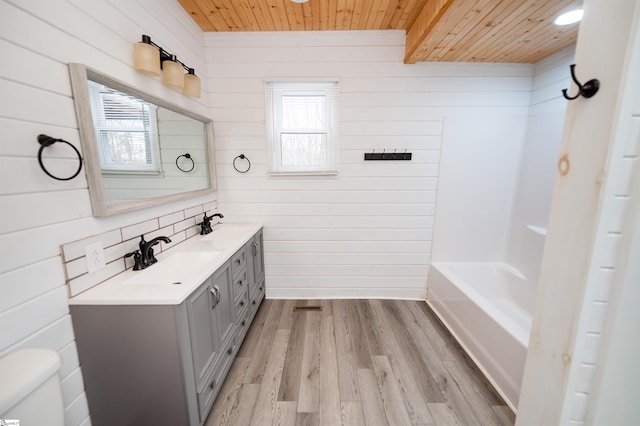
[562,64,600,100]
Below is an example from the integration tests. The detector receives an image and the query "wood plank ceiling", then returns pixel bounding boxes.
[178,0,581,64]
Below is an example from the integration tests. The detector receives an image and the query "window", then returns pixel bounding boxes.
[88,80,160,173]
[265,81,339,175]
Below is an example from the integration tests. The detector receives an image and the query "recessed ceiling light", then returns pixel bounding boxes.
[291,0,309,3]
[554,9,584,26]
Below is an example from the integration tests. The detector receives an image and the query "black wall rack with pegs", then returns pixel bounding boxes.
[364,150,412,161]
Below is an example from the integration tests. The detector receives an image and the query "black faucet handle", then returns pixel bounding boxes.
[125,250,145,270]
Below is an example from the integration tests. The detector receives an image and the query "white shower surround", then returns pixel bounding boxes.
[428,47,574,412]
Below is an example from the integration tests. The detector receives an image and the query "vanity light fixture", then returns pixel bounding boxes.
[133,35,201,98]
[554,8,584,26]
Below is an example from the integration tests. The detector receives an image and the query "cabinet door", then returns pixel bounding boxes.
[252,230,265,287]
[211,261,235,347]
[186,277,219,387]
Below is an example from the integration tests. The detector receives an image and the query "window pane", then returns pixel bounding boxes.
[282,95,325,129]
[100,131,151,166]
[280,133,327,168]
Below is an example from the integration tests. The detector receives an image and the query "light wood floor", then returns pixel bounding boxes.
[205,299,515,426]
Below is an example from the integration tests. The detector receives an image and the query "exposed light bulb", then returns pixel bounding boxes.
[554,9,584,26]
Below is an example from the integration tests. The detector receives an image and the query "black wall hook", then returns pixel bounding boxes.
[562,64,600,100]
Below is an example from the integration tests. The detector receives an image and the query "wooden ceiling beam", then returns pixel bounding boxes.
[404,0,455,64]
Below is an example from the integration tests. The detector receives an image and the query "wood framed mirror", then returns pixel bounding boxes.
[69,63,216,217]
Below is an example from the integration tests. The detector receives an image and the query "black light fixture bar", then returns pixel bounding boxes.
[140,34,193,73]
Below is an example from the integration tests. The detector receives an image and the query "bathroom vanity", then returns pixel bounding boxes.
[69,223,265,426]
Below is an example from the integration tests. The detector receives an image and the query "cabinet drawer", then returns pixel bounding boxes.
[249,283,265,318]
[232,270,248,302]
[230,249,247,279]
[236,306,250,342]
[234,286,248,313]
[197,334,238,422]
[197,357,223,422]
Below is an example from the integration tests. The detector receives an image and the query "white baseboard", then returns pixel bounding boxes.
[265,287,427,300]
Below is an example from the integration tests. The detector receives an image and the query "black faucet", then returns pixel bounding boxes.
[198,212,224,235]
[138,234,172,268]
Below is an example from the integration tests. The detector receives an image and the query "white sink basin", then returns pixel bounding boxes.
[123,251,221,286]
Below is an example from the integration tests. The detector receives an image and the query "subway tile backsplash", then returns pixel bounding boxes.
[61,202,218,298]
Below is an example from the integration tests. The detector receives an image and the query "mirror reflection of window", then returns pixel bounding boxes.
[88,81,161,174]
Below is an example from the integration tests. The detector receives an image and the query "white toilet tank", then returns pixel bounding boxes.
[0,348,65,426]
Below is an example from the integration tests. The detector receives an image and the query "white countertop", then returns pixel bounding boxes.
[69,222,262,306]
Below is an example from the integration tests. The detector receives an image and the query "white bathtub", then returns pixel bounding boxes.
[427,262,535,410]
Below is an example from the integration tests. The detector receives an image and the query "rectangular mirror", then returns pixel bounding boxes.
[69,63,216,217]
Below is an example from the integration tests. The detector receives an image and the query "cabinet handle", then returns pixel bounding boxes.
[252,241,258,256]
[252,300,257,305]
[240,300,245,306]
[209,287,218,308]
[241,320,246,326]
[214,286,221,304]
[227,346,235,355]
[259,286,263,291]
[237,279,242,286]
[209,380,216,389]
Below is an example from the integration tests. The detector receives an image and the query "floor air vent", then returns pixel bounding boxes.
[293,305,322,312]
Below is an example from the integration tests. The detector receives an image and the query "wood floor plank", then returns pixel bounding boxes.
[277,299,295,330]
[443,359,506,426]
[371,356,413,426]
[273,401,297,426]
[249,328,290,425]
[320,299,334,317]
[227,384,260,426]
[319,316,342,426]
[428,402,462,426]
[356,368,389,426]
[244,300,283,384]
[296,412,319,426]
[373,300,444,403]
[205,356,251,425]
[359,300,385,356]
[332,300,360,402]
[341,401,366,426]
[408,301,464,362]
[492,405,516,426]
[277,310,307,401]
[390,300,482,426]
[345,300,373,369]
[367,302,434,424]
[297,312,321,413]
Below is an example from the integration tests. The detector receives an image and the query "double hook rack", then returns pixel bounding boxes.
[562,64,600,100]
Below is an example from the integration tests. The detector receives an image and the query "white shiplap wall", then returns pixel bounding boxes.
[205,30,534,299]
[0,1,213,425]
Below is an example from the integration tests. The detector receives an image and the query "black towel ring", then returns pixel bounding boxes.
[233,154,251,173]
[176,153,195,172]
[37,134,83,181]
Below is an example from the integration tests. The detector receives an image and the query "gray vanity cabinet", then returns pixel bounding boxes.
[70,228,265,426]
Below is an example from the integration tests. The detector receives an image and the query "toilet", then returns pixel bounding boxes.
[0,348,65,425]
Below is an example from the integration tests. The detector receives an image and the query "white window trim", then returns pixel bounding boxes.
[265,80,339,176]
